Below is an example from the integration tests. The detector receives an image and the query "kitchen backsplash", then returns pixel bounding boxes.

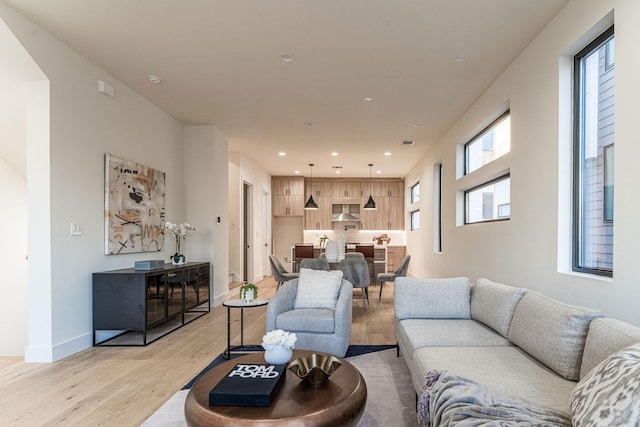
[302,230,405,246]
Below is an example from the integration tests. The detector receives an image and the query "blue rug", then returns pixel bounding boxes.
[182,344,396,390]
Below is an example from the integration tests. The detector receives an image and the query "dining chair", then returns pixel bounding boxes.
[300,258,330,271]
[294,243,315,272]
[354,244,375,259]
[269,255,299,290]
[377,255,411,302]
[339,257,370,308]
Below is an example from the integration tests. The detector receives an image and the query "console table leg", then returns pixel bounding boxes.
[225,306,231,359]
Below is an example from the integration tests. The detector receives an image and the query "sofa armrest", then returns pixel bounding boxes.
[266,279,298,332]
[334,280,353,336]
[394,277,470,320]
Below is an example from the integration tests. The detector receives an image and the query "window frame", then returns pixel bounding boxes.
[410,209,420,231]
[464,110,511,175]
[572,25,614,277]
[464,174,511,225]
[410,181,420,204]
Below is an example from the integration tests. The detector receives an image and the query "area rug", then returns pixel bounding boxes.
[141,345,418,426]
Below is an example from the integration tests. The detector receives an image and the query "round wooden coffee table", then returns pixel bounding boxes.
[184,350,367,426]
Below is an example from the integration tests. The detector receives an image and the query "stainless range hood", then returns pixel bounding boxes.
[332,204,360,222]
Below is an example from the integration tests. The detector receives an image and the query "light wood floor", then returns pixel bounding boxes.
[0,276,397,426]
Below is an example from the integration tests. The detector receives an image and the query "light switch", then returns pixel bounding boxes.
[71,222,83,236]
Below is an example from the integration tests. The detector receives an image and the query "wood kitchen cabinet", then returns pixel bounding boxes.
[332,180,365,198]
[386,246,406,272]
[304,196,332,229]
[272,176,304,216]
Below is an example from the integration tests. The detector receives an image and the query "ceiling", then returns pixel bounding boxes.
[2,0,569,178]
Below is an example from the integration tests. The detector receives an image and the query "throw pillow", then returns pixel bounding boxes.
[571,342,640,426]
[394,277,470,320]
[507,292,602,380]
[470,278,527,337]
[294,268,343,310]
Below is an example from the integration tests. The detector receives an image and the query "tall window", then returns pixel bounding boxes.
[465,112,511,175]
[573,26,614,276]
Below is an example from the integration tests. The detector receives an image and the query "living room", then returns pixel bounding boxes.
[1,0,639,423]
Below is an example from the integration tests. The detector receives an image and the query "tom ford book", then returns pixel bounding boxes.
[209,363,287,406]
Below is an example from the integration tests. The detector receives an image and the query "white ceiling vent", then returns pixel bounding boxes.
[402,140,415,145]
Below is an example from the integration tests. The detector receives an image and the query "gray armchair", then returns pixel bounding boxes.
[377,255,411,302]
[266,278,353,357]
[269,255,299,290]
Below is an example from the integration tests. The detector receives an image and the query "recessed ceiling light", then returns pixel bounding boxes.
[147,74,162,84]
[280,54,295,63]
[335,170,341,174]
[294,170,300,174]
[414,123,424,128]
[278,152,286,156]
[364,97,373,102]
[454,54,468,62]
[384,152,391,156]
[303,122,315,127]
[376,170,382,174]
[331,152,338,156]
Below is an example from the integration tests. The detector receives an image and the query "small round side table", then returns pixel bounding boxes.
[222,298,269,359]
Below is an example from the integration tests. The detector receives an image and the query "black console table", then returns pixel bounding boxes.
[92,262,211,346]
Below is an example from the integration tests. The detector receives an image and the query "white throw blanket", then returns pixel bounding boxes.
[418,370,572,426]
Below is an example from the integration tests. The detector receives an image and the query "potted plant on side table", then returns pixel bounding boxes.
[239,283,258,303]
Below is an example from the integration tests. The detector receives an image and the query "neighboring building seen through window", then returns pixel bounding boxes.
[465,112,511,175]
[573,26,614,276]
[465,175,510,224]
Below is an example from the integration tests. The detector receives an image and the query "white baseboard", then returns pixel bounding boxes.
[24,332,92,363]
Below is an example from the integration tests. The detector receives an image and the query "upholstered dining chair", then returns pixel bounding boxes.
[269,255,299,290]
[339,257,370,308]
[300,258,330,271]
[344,252,365,259]
[377,255,411,302]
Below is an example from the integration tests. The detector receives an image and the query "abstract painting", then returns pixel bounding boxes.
[104,154,166,255]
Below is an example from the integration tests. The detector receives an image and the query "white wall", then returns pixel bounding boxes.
[1,4,187,361]
[406,0,640,325]
[185,126,229,305]
[0,158,27,356]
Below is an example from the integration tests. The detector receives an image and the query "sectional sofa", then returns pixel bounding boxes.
[394,277,640,425]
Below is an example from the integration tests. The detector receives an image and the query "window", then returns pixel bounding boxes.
[573,26,614,276]
[464,112,511,175]
[411,182,420,203]
[465,175,510,224]
[433,163,442,252]
[410,210,420,231]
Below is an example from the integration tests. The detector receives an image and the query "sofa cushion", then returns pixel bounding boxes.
[411,346,577,416]
[580,317,640,379]
[276,308,335,333]
[507,292,603,380]
[571,342,640,426]
[294,268,343,309]
[470,278,527,337]
[396,319,511,360]
[394,277,470,320]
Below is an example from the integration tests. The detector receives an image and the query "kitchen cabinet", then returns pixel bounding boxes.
[92,262,210,346]
[304,196,332,229]
[272,176,304,216]
[360,194,404,230]
[386,246,406,272]
[332,180,365,198]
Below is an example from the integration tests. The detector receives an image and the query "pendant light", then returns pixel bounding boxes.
[304,163,319,210]
[363,163,377,210]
